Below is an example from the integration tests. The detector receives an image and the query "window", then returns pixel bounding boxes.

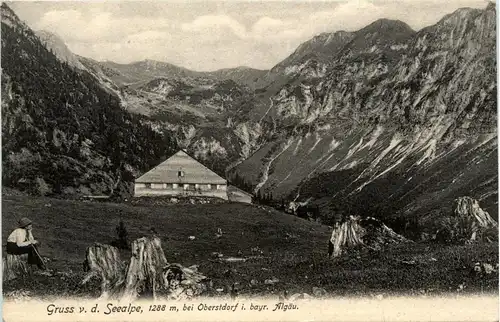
[173,183,178,189]
[145,183,151,189]
[178,170,184,178]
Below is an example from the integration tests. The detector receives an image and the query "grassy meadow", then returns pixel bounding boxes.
[2,193,498,299]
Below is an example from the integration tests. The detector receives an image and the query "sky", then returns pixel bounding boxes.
[9,0,492,72]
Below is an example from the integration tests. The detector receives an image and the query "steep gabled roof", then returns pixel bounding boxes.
[135,150,226,184]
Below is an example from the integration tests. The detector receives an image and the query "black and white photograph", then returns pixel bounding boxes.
[1,0,498,320]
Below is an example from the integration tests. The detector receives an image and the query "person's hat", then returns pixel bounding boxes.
[18,217,32,228]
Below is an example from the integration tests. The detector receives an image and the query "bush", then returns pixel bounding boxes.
[111,220,130,250]
[33,177,51,196]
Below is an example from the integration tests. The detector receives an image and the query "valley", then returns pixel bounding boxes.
[1,2,497,242]
[1,1,498,305]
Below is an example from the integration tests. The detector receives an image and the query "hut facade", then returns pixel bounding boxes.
[134,150,228,200]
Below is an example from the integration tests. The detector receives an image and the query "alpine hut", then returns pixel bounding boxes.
[134,150,228,200]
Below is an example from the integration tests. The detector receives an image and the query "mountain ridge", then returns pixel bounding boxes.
[1,2,497,233]
[233,2,497,227]
[1,3,178,197]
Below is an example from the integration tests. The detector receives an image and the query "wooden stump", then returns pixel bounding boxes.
[121,236,168,301]
[3,253,29,282]
[82,243,125,300]
[453,196,498,242]
[329,216,409,258]
[83,237,210,301]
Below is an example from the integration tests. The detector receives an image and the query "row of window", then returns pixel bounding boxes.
[142,183,225,191]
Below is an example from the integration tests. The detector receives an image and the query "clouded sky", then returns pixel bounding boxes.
[9,0,491,71]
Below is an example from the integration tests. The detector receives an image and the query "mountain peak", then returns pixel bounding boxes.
[359,18,415,35]
[1,2,15,15]
[1,2,24,28]
[35,30,86,70]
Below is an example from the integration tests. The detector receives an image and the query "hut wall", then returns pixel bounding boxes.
[134,183,228,200]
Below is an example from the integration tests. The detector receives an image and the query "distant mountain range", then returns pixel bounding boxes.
[1,3,178,197]
[1,2,497,233]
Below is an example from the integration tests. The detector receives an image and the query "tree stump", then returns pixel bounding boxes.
[3,253,29,282]
[83,236,211,301]
[329,216,409,258]
[453,196,498,242]
[82,243,125,300]
[120,236,168,301]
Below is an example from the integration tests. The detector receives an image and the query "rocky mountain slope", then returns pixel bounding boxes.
[2,2,496,232]
[234,3,497,226]
[35,30,86,70]
[1,3,178,197]
[28,29,262,178]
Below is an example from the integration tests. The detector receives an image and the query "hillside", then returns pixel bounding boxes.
[234,4,497,226]
[1,2,497,234]
[77,56,268,90]
[1,3,178,197]
[3,194,498,298]
[35,30,86,70]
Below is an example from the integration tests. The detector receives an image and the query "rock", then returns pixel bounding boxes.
[312,287,327,297]
[5,290,32,301]
[401,260,417,265]
[483,263,495,274]
[220,257,246,263]
[163,263,211,300]
[264,277,279,285]
[289,293,313,301]
[188,236,196,241]
[250,279,259,286]
[188,265,199,272]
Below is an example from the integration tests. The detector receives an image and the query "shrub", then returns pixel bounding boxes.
[33,177,51,196]
[111,220,130,250]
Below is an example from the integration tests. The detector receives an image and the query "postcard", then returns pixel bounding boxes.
[1,0,498,321]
